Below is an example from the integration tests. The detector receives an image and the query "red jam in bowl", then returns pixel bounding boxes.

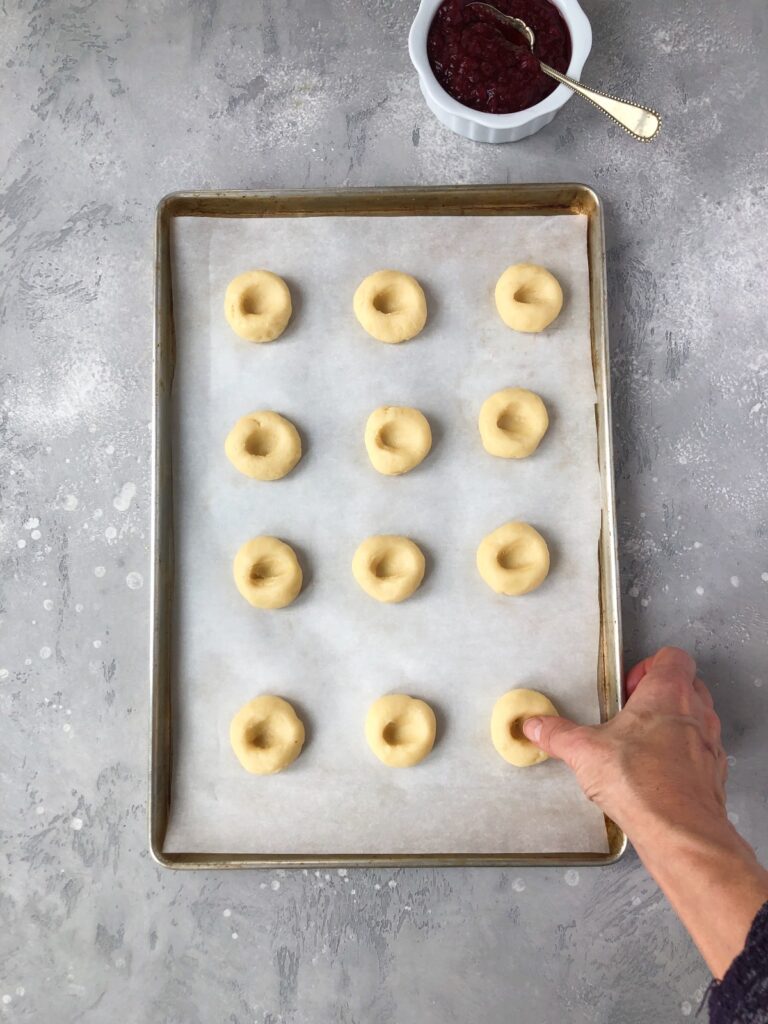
[427,0,572,114]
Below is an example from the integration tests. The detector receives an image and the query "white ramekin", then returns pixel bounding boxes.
[409,0,592,143]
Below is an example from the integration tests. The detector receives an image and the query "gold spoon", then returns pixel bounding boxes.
[466,1,661,141]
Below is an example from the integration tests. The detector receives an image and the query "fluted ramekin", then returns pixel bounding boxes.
[409,0,592,143]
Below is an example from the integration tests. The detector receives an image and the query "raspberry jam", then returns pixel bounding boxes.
[427,0,571,115]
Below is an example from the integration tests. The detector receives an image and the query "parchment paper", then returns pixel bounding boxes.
[165,213,608,855]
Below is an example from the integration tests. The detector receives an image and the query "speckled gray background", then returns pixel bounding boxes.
[1,1,766,1021]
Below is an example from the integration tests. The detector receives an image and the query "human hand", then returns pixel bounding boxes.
[522,646,732,850]
[523,646,768,978]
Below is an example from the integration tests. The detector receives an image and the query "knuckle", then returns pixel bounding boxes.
[704,709,722,737]
[667,675,696,709]
[693,682,714,709]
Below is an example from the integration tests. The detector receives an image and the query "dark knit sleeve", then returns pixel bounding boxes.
[709,901,768,1022]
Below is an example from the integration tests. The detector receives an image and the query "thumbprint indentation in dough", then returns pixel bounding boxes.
[245,428,277,457]
[371,550,407,579]
[225,411,301,480]
[373,287,400,314]
[497,543,529,571]
[479,388,549,460]
[234,537,303,608]
[383,717,420,747]
[366,406,432,475]
[366,694,437,766]
[512,283,543,305]
[477,521,550,596]
[354,271,427,344]
[495,264,563,333]
[247,721,276,749]
[224,270,292,343]
[240,286,264,316]
[496,410,524,433]
[230,695,305,773]
[249,557,282,584]
[491,688,558,766]
[353,536,425,602]
[508,718,525,741]
[377,421,410,452]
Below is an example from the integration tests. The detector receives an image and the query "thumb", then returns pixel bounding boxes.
[522,715,590,767]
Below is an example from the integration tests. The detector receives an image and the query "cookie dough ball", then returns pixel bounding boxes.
[477,521,550,596]
[353,270,427,344]
[365,406,432,475]
[491,688,558,767]
[224,270,292,342]
[225,411,301,481]
[233,536,303,609]
[479,388,549,459]
[352,535,425,603]
[495,264,563,333]
[365,694,436,767]
[230,695,305,774]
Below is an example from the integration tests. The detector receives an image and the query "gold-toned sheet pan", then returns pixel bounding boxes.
[150,185,625,868]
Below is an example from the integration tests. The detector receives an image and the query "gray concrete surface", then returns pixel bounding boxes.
[1,1,766,1021]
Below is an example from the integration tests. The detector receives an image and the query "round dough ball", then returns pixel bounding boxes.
[477,521,550,596]
[352,535,425,603]
[491,688,558,767]
[353,270,427,344]
[230,695,305,774]
[224,270,292,342]
[365,406,432,475]
[225,411,301,481]
[479,388,549,459]
[365,694,436,767]
[495,263,563,333]
[233,536,303,609]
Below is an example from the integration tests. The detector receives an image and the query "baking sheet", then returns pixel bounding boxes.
[164,213,608,855]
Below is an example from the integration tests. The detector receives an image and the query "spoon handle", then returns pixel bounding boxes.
[539,62,661,141]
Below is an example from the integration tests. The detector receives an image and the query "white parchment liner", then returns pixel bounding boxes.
[165,213,608,855]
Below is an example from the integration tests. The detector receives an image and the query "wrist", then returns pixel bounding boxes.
[634,817,759,882]
[611,788,741,868]
[632,819,768,979]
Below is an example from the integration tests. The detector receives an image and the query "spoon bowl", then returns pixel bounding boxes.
[467,1,536,49]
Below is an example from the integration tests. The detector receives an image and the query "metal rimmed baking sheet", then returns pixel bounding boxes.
[151,185,624,868]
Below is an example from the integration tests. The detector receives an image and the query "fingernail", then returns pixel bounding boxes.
[523,717,542,743]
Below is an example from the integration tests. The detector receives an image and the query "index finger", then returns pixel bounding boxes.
[650,645,697,680]
[629,646,698,712]
[625,646,697,702]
